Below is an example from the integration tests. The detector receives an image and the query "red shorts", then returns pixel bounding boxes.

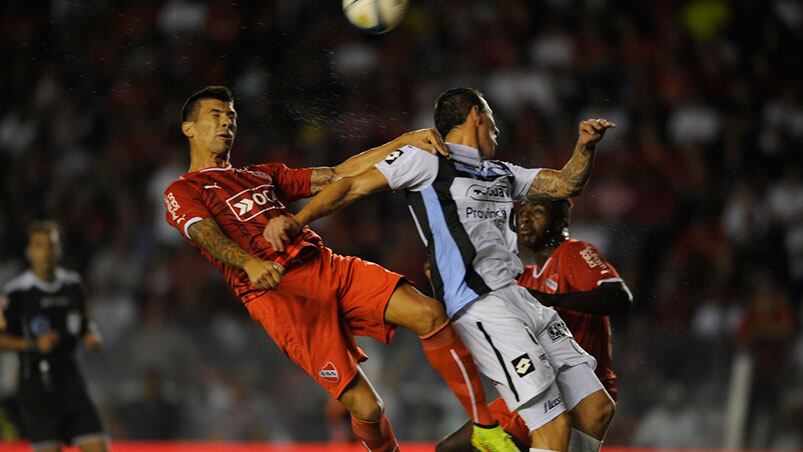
[245,247,403,399]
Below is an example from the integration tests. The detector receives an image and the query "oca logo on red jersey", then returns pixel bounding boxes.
[226,184,280,221]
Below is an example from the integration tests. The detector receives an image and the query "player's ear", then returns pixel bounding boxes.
[181,121,194,139]
[469,105,482,126]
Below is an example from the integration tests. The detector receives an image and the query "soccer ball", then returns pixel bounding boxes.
[342,0,409,34]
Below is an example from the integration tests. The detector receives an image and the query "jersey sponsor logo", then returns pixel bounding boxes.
[545,277,558,292]
[546,320,571,342]
[466,184,511,202]
[40,296,70,308]
[543,395,563,413]
[511,353,535,377]
[225,184,280,221]
[579,246,610,275]
[465,206,508,221]
[384,150,404,164]
[319,362,339,382]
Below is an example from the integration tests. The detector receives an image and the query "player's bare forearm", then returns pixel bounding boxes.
[309,129,448,194]
[527,143,595,200]
[309,138,403,194]
[188,218,256,270]
[528,283,633,315]
[295,169,390,226]
[527,118,614,201]
[0,333,33,352]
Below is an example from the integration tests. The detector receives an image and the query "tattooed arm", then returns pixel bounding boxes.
[527,118,615,201]
[309,128,448,195]
[188,218,284,289]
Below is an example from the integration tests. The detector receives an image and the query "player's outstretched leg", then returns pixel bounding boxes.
[566,390,614,452]
[384,283,518,452]
[338,367,399,452]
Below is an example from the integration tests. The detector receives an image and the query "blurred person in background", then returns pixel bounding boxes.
[436,199,632,451]
[0,221,106,452]
[264,87,616,452]
[735,272,795,448]
[116,368,181,440]
[164,86,518,452]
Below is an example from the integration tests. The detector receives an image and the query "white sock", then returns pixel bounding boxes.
[568,428,603,452]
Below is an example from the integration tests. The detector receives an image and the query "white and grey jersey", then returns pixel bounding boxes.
[376,143,541,318]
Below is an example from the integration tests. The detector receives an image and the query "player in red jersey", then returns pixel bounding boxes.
[436,199,632,452]
[163,86,518,452]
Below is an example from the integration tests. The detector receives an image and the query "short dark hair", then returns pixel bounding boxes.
[181,86,234,122]
[434,87,486,138]
[27,220,61,242]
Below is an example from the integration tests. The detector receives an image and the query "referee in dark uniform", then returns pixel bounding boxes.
[0,221,107,452]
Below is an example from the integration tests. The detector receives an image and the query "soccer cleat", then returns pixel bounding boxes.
[471,424,519,452]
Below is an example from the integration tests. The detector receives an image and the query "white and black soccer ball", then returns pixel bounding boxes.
[342,0,409,34]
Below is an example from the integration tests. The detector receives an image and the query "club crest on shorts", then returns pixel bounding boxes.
[319,362,339,382]
[511,353,535,377]
[547,320,570,342]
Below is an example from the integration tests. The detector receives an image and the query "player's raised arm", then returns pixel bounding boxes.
[264,169,392,252]
[308,128,447,195]
[527,282,633,315]
[526,118,615,201]
[188,218,284,289]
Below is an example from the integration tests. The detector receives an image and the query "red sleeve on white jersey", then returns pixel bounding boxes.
[164,179,211,239]
[250,163,314,203]
[559,240,623,292]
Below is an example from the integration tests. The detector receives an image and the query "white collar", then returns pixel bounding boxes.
[448,143,483,167]
[199,164,233,172]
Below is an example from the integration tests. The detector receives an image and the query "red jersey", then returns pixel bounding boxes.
[163,163,323,302]
[518,239,626,392]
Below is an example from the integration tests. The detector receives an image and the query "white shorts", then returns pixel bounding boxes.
[453,284,597,412]
[516,379,566,431]
[513,363,605,432]
[556,362,605,411]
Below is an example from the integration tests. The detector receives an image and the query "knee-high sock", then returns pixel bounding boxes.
[351,411,398,452]
[420,320,496,425]
[568,428,603,452]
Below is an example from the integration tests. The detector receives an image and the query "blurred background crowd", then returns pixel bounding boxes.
[1,0,802,448]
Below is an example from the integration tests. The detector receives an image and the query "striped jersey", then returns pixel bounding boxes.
[375,144,540,318]
[163,164,323,303]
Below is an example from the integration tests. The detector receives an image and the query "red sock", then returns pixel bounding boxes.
[420,320,496,425]
[351,411,398,452]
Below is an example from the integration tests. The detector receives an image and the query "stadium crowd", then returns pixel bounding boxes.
[1,0,802,448]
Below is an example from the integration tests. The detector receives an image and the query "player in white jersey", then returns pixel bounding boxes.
[264,88,615,452]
